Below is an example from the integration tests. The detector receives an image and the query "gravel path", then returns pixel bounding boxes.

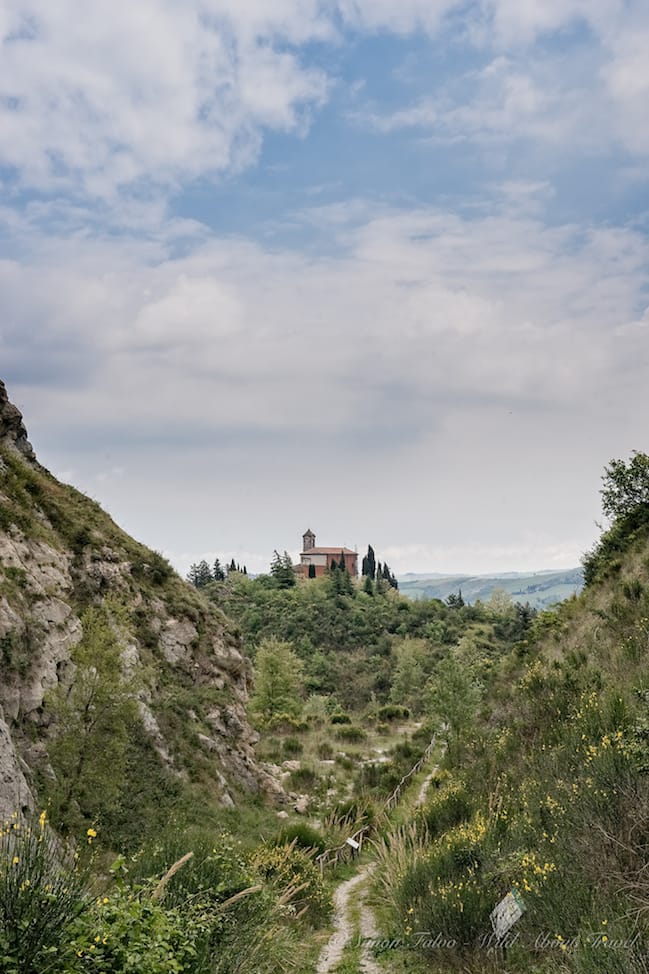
[316,865,377,974]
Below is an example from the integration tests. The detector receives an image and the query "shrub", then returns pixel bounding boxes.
[335,725,367,743]
[282,736,304,756]
[272,824,327,855]
[248,842,331,926]
[421,780,473,839]
[317,740,334,760]
[0,812,87,974]
[377,704,410,721]
[290,765,319,790]
[68,879,198,974]
[330,713,352,725]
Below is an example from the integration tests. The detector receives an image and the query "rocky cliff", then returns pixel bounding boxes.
[0,380,281,830]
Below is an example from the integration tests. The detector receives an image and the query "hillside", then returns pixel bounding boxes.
[399,567,584,609]
[363,483,649,972]
[0,380,282,842]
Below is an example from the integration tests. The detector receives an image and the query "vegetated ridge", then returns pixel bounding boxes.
[0,379,282,844]
[364,452,649,972]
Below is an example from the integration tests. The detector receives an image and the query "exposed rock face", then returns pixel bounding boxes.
[0,380,283,821]
[0,381,35,461]
[0,713,34,821]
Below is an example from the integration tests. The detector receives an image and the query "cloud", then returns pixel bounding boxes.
[4,193,648,445]
[0,0,635,202]
[3,189,646,571]
[0,0,330,197]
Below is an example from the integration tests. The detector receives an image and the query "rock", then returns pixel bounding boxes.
[276,810,290,820]
[282,760,301,772]
[159,618,198,665]
[294,795,310,815]
[0,379,287,820]
[0,715,34,821]
[0,381,35,461]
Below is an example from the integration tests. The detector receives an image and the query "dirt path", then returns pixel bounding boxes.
[316,864,379,974]
[356,870,381,974]
[414,768,436,808]
[316,741,443,972]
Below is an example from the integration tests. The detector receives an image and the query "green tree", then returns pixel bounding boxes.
[361,544,376,579]
[486,587,513,615]
[270,550,296,588]
[446,589,465,609]
[390,638,427,713]
[45,606,139,833]
[213,558,226,581]
[249,639,305,722]
[187,560,213,588]
[601,451,649,520]
[308,563,316,579]
[425,653,482,760]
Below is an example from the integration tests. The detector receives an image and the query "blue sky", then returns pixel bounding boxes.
[2,0,649,576]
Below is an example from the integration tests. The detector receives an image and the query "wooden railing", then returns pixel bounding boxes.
[315,733,437,875]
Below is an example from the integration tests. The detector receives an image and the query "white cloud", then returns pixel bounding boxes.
[3,192,646,570]
[0,0,329,197]
[0,0,644,201]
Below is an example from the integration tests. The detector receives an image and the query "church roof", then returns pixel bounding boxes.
[302,547,356,556]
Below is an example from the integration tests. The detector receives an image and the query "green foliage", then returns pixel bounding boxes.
[418,778,473,839]
[330,712,352,725]
[68,878,198,974]
[389,638,428,714]
[335,725,367,743]
[0,813,87,974]
[377,704,410,721]
[248,842,331,926]
[583,505,649,585]
[44,606,140,834]
[208,571,495,710]
[282,736,304,756]
[601,451,649,520]
[187,559,213,588]
[269,550,296,588]
[249,638,305,723]
[272,823,327,855]
[425,653,482,758]
[361,544,376,580]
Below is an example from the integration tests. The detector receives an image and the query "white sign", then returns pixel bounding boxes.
[346,837,360,850]
[490,889,526,941]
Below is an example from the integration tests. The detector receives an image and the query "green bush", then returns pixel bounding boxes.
[272,824,327,855]
[377,704,410,721]
[0,812,87,974]
[420,780,473,839]
[289,765,319,790]
[317,739,334,759]
[282,736,304,756]
[335,725,367,743]
[248,842,331,926]
[582,506,649,585]
[330,713,352,725]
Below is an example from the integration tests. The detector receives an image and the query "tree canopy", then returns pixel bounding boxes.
[601,451,649,520]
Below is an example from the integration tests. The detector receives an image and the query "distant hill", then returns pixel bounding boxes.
[398,567,584,610]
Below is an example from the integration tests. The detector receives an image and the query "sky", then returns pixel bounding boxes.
[1,0,649,578]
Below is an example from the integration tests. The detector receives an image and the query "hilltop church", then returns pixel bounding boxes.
[298,529,358,578]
